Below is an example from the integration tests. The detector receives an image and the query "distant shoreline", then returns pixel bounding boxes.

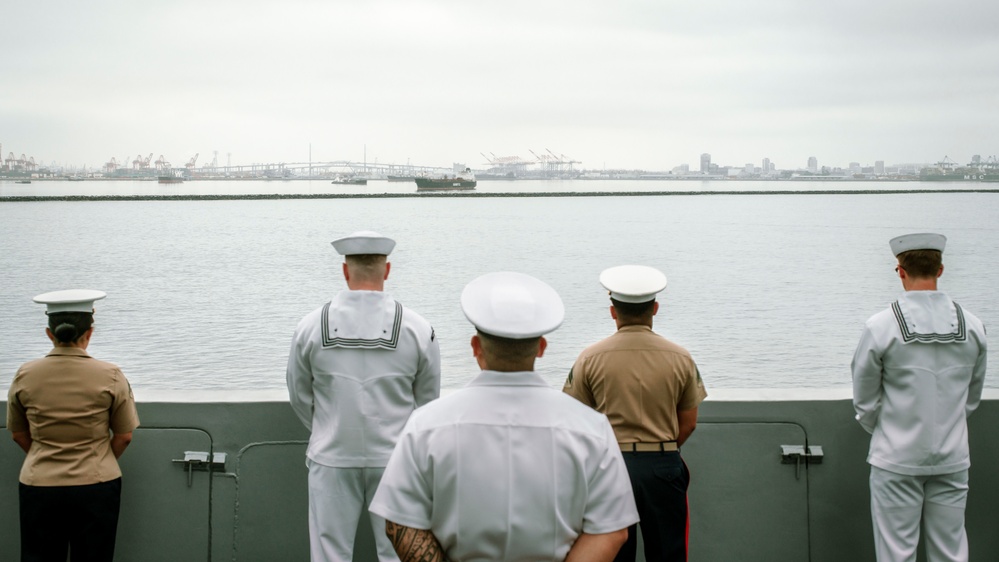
[2,189,998,202]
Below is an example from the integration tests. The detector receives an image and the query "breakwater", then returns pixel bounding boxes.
[3,189,999,202]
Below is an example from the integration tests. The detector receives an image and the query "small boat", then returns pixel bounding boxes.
[415,168,476,192]
[15,179,31,184]
[67,177,85,182]
[331,176,367,185]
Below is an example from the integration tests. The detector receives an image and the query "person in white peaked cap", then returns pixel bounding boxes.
[286,230,441,562]
[852,233,987,562]
[371,272,638,562]
[7,289,140,562]
[563,265,707,562]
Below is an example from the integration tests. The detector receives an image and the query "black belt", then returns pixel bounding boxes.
[619,441,678,452]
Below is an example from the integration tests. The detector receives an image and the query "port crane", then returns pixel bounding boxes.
[133,153,154,170]
[546,148,579,173]
[935,156,958,170]
[528,148,579,178]
[154,155,171,170]
[185,153,199,170]
[4,153,37,172]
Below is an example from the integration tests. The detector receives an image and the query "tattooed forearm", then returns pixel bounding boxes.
[386,520,447,562]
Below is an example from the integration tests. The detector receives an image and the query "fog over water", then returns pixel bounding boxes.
[1,180,996,394]
[4,1,998,170]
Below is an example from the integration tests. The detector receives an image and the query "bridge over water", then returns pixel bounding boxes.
[104,160,454,180]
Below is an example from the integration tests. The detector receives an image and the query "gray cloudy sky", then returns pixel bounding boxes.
[3,0,997,171]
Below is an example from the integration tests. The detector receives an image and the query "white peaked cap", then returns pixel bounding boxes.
[461,272,565,339]
[890,233,947,256]
[331,231,396,256]
[600,265,668,303]
[33,289,106,314]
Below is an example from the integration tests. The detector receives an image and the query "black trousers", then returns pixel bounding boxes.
[615,451,689,562]
[19,478,122,562]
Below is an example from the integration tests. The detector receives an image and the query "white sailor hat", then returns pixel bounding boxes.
[33,289,106,314]
[889,233,946,256]
[460,272,564,339]
[331,230,396,256]
[600,265,668,303]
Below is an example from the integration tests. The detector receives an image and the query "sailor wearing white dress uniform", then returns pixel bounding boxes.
[287,231,441,562]
[370,272,639,562]
[852,233,987,562]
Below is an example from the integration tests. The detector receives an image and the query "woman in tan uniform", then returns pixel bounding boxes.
[6,289,140,562]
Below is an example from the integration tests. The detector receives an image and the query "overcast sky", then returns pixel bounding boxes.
[3,0,997,171]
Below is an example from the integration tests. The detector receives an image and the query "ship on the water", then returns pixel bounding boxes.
[919,155,999,182]
[415,167,477,191]
[331,175,367,185]
[158,171,184,184]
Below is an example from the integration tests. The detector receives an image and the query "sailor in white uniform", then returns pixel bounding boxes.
[287,231,441,562]
[370,272,639,562]
[852,233,987,562]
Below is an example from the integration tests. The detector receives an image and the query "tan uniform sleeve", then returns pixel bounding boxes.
[109,369,140,434]
[6,377,29,434]
[562,358,596,408]
[677,361,707,411]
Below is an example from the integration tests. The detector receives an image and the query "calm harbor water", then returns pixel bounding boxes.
[1,179,996,393]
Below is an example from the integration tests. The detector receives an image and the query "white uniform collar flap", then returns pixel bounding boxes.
[892,291,966,344]
[322,291,402,349]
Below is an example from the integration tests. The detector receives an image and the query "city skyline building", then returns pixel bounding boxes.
[700,153,711,173]
[807,156,818,174]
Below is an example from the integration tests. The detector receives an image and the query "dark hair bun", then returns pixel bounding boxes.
[53,322,79,343]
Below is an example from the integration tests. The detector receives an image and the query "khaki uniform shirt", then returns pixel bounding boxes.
[7,347,140,486]
[563,325,707,444]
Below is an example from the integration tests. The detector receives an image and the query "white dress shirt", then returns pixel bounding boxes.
[370,370,639,561]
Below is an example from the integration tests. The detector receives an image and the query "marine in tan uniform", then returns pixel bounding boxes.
[564,265,707,562]
[7,289,140,562]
